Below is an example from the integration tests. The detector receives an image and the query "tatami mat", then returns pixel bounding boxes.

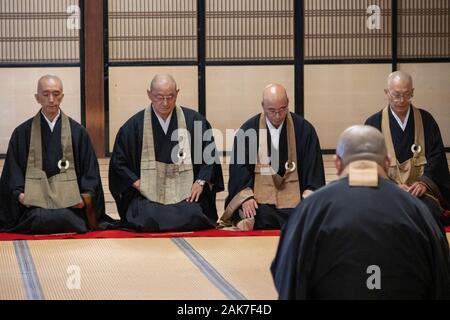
[1,154,449,300]
[8,236,281,300]
[2,233,449,300]
[0,242,26,300]
[27,238,228,300]
[186,237,279,300]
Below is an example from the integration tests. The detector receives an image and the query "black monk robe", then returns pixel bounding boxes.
[0,113,112,234]
[271,177,450,300]
[109,107,224,232]
[225,113,325,229]
[365,107,450,223]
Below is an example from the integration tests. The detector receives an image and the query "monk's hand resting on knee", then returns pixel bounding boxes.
[399,184,410,192]
[71,199,86,209]
[408,182,427,197]
[132,179,141,191]
[188,182,204,203]
[18,193,30,208]
[241,199,258,218]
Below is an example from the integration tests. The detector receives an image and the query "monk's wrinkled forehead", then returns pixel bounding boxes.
[150,74,177,92]
[387,71,413,89]
[37,75,63,93]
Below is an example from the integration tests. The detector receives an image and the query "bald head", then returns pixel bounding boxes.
[37,75,63,93]
[262,84,288,104]
[387,71,413,89]
[261,84,289,128]
[385,71,414,117]
[336,125,388,168]
[35,75,65,121]
[150,74,177,92]
[147,74,179,120]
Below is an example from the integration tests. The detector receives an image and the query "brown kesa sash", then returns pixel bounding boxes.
[382,106,427,185]
[221,113,301,226]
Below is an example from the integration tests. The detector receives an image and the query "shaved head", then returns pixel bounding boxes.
[147,74,179,120]
[150,74,177,92]
[387,71,413,89]
[37,75,63,93]
[336,125,388,168]
[384,71,414,119]
[262,84,288,104]
[35,74,65,121]
[261,84,289,128]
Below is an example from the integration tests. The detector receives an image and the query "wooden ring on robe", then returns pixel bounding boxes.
[285,161,296,172]
[411,144,422,155]
[58,160,70,170]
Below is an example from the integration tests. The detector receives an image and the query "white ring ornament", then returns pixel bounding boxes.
[285,161,296,173]
[58,160,70,170]
[411,144,422,155]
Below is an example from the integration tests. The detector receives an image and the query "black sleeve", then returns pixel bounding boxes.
[192,114,224,192]
[225,125,256,208]
[271,198,318,299]
[2,129,26,199]
[299,121,325,193]
[421,112,450,207]
[109,125,140,199]
[364,112,382,130]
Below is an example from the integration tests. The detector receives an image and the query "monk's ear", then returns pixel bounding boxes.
[34,93,40,104]
[334,155,344,175]
[147,89,152,100]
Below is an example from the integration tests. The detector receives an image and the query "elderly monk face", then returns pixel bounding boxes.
[262,84,289,128]
[35,76,64,120]
[147,79,179,120]
[385,76,414,115]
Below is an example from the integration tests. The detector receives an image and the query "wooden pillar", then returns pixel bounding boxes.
[294,0,304,116]
[83,0,105,157]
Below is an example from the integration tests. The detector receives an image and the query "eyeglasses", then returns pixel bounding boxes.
[387,90,413,101]
[41,91,62,98]
[152,94,176,103]
[266,107,288,116]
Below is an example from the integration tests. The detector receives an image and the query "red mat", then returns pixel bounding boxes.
[0,229,281,241]
[1,227,448,242]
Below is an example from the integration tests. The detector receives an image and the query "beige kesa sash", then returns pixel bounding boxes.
[341,160,388,187]
[253,112,301,209]
[381,106,426,185]
[24,111,82,209]
[140,106,194,205]
[348,160,379,187]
